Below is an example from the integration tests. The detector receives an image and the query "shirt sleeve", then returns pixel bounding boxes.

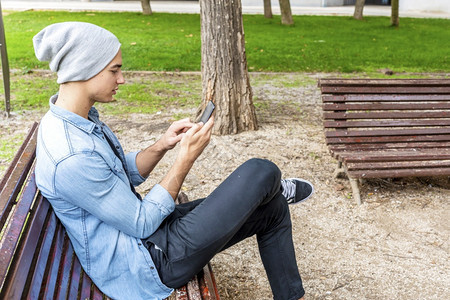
[53,152,175,239]
[125,151,146,186]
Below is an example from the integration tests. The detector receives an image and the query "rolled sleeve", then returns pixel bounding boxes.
[125,151,146,186]
[144,184,175,218]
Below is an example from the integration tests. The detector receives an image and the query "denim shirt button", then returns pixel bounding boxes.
[150,266,154,270]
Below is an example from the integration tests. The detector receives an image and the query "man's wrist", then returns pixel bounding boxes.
[152,138,170,154]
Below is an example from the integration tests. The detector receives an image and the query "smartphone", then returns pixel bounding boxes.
[198,101,215,124]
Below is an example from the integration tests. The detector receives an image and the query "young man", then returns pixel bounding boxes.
[33,22,313,300]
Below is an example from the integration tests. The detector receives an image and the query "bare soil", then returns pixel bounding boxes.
[1,72,449,300]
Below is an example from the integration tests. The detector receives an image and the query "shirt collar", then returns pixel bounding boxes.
[49,94,99,134]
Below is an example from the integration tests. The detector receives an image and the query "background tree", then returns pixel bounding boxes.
[353,0,366,20]
[279,0,294,25]
[199,0,258,135]
[140,0,152,15]
[391,0,399,27]
[264,0,273,19]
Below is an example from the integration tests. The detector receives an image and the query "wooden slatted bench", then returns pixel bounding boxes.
[0,123,220,300]
[318,78,450,204]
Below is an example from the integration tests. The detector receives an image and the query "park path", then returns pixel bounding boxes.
[2,1,449,19]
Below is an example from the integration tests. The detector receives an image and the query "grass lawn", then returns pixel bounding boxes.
[1,10,449,113]
[3,10,449,73]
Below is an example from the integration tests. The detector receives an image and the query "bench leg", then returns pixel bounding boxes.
[333,161,346,179]
[349,178,362,205]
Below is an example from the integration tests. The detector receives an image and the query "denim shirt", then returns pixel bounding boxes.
[35,95,175,299]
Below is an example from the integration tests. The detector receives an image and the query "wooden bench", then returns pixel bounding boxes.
[318,78,450,204]
[0,123,220,300]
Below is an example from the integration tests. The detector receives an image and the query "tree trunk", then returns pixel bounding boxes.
[279,0,294,25]
[391,0,399,27]
[353,0,366,20]
[264,0,273,19]
[140,0,152,15]
[199,0,258,135]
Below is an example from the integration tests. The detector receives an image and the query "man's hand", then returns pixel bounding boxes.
[158,118,194,151]
[160,116,214,200]
[178,116,214,164]
[136,118,194,178]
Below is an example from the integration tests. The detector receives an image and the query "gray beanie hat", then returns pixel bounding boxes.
[33,22,121,84]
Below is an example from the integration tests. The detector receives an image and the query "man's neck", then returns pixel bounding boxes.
[56,83,93,119]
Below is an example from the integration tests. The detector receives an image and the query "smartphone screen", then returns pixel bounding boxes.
[198,101,215,123]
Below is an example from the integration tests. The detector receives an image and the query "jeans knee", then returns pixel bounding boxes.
[244,158,281,184]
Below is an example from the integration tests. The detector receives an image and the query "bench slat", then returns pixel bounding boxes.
[175,286,189,300]
[92,286,105,300]
[201,264,220,300]
[26,209,59,299]
[336,152,450,162]
[0,125,38,229]
[323,111,450,120]
[0,172,39,291]
[68,256,82,299]
[319,79,450,87]
[326,128,450,138]
[323,102,450,111]
[0,122,38,193]
[187,274,202,300]
[322,94,450,102]
[324,119,450,128]
[0,194,51,299]
[54,235,76,300]
[329,141,450,151]
[166,264,218,300]
[327,134,450,145]
[339,150,450,163]
[347,160,450,170]
[39,221,66,300]
[321,86,450,94]
[348,167,450,179]
[80,270,92,299]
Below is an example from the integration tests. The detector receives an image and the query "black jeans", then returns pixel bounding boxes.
[143,158,305,300]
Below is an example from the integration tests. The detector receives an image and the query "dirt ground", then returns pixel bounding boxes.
[1,72,449,299]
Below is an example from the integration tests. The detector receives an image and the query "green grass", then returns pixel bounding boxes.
[0,71,203,113]
[3,10,449,73]
[1,11,448,113]
[0,131,26,175]
[11,73,60,110]
[5,11,202,71]
[0,72,319,113]
[102,73,202,115]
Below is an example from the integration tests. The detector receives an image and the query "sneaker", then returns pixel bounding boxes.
[281,178,314,204]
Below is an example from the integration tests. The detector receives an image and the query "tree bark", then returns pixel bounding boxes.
[199,0,258,135]
[264,0,273,19]
[140,0,152,15]
[391,0,399,27]
[353,0,366,20]
[279,0,294,25]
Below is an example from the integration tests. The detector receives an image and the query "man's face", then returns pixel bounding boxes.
[86,49,125,103]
